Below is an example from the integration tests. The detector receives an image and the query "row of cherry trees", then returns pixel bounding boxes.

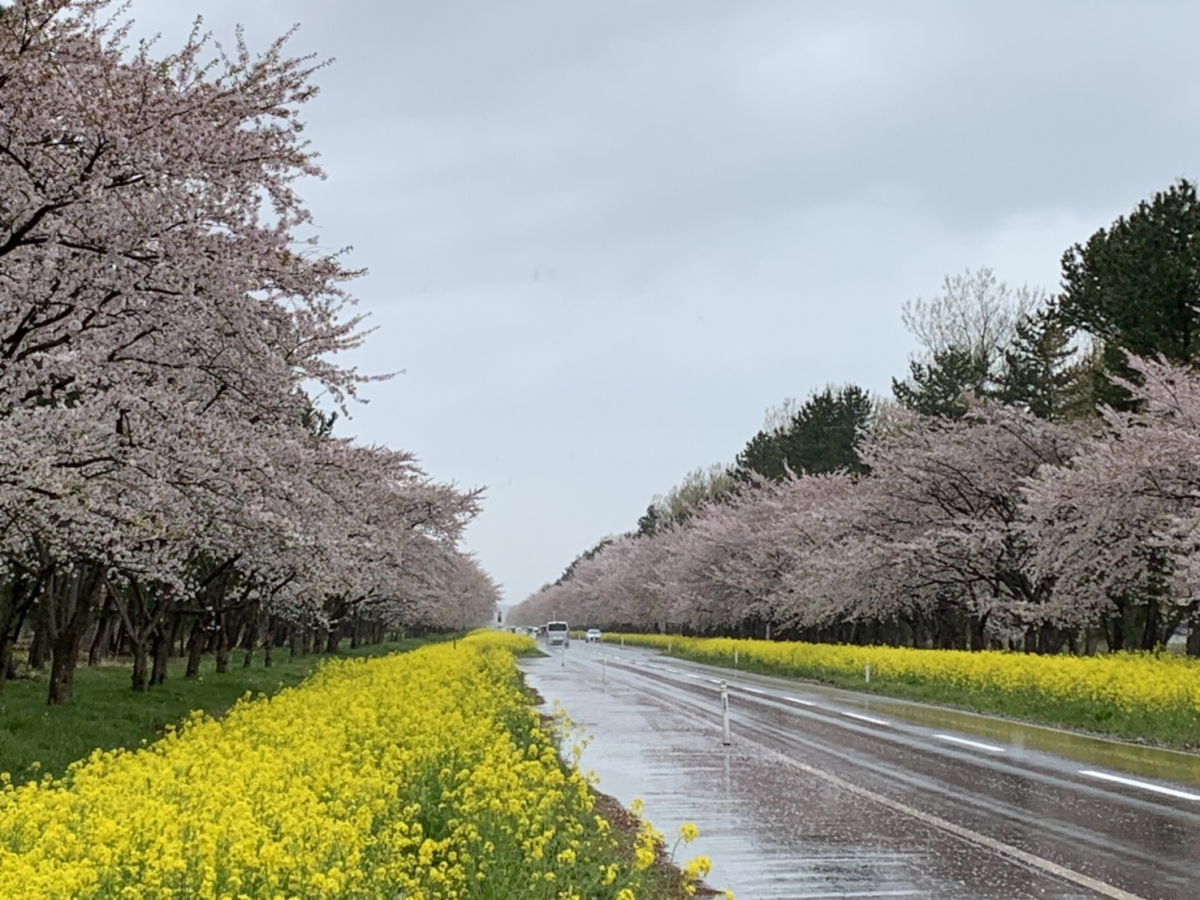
[514,357,1200,656]
[0,1,497,703]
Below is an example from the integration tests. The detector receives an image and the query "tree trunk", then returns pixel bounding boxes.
[47,626,83,705]
[28,606,49,670]
[325,628,340,654]
[130,638,150,692]
[150,618,174,686]
[242,623,257,668]
[1022,625,1037,654]
[1141,599,1161,651]
[969,613,988,652]
[1107,612,1124,652]
[185,618,206,679]
[214,615,230,674]
[0,637,13,694]
[1037,623,1067,655]
[45,567,105,706]
[1187,616,1200,658]
[88,611,114,667]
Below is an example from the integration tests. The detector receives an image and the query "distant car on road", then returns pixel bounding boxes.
[585,628,602,643]
[546,621,570,648]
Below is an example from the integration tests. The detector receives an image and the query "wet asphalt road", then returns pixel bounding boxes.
[519,643,1200,900]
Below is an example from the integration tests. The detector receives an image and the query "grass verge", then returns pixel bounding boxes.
[0,636,449,784]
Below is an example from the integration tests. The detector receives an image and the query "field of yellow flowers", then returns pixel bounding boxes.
[0,632,704,900]
[616,634,1200,746]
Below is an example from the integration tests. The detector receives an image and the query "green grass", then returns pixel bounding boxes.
[0,637,449,784]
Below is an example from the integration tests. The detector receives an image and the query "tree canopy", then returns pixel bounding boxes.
[0,0,499,703]
[735,384,873,481]
[1059,178,1200,406]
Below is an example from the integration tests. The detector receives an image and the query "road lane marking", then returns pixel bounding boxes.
[784,695,816,706]
[785,891,922,898]
[762,750,1149,900]
[841,711,890,726]
[742,687,766,694]
[934,734,1006,754]
[1080,770,1200,802]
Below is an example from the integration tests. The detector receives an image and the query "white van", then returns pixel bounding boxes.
[546,621,570,648]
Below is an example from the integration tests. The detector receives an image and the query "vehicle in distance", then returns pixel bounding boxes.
[546,621,569,647]
[585,628,602,643]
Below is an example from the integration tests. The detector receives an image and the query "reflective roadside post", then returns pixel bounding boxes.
[720,679,731,746]
[602,655,607,685]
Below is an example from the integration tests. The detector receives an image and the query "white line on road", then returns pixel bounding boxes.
[784,695,816,706]
[841,711,890,726]
[1080,770,1200,802]
[763,750,1149,900]
[742,687,766,694]
[934,734,1006,754]
[783,891,923,899]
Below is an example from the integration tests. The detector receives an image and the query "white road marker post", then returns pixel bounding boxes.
[734,649,738,667]
[720,679,731,746]
[602,656,607,685]
[865,664,871,684]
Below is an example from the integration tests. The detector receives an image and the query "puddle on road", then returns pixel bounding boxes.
[522,655,1099,900]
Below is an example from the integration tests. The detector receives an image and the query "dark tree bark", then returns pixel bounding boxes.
[0,637,13,693]
[214,613,230,674]
[241,610,259,668]
[131,639,150,692]
[28,603,49,670]
[88,607,115,667]
[185,617,206,679]
[150,616,177,686]
[45,566,105,706]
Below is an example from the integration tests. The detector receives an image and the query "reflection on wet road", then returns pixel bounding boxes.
[520,644,1200,900]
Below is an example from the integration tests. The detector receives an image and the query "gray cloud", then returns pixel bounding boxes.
[130,0,1200,600]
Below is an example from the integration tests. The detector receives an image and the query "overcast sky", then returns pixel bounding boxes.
[130,1,1200,604]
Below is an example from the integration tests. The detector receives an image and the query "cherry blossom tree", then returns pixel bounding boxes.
[0,2,498,701]
[848,405,1078,650]
[1027,356,1200,653]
